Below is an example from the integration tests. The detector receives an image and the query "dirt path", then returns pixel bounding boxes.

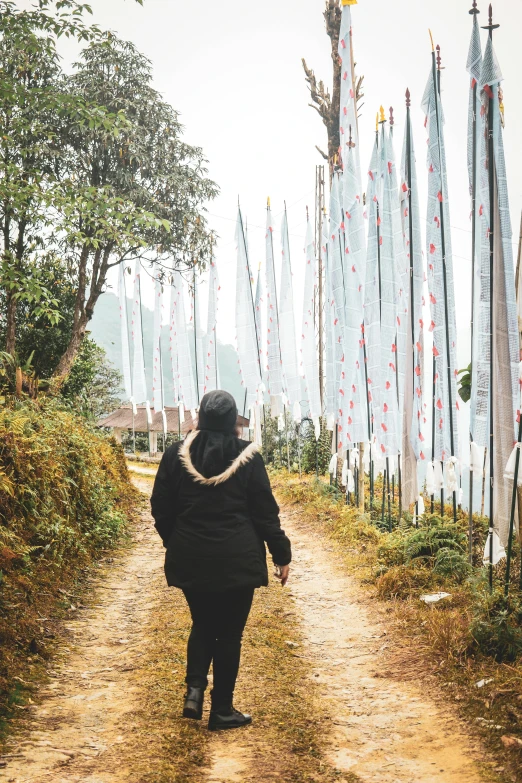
[0,475,172,783]
[280,506,490,783]
[0,470,496,783]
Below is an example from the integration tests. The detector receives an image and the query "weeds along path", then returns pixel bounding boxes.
[279,503,493,783]
[0,473,210,783]
[0,468,497,783]
[0,471,346,783]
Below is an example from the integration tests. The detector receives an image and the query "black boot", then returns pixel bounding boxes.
[208,707,252,732]
[182,686,204,720]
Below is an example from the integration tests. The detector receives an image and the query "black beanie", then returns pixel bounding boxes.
[197,390,238,433]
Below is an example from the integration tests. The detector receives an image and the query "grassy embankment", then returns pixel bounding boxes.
[0,398,138,740]
[273,471,522,782]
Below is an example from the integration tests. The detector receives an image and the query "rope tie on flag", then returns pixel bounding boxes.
[470,441,484,474]
[504,444,522,484]
[346,469,355,493]
[342,459,348,486]
[433,460,444,491]
[162,410,168,438]
[445,456,459,494]
[425,461,435,495]
[483,531,506,566]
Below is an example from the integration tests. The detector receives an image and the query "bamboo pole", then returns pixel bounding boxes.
[381,468,386,525]
[316,167,326,413]
[505,419,521,595]
[405,88,417,525]
[468,0,480,563]
[481,5,500,589]
[515,212,522,554]
[387,458,392,531]
[358,440,366,510]
[432,42,458,524]
[136,264,151,457]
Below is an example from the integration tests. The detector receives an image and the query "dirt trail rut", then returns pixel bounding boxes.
[282,506,485,783]
[0,476,167,783]
[0,471,493,783]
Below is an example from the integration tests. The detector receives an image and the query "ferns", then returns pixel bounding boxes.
[470,586,522,662]
[433,548,472,582]
[376,516,468,579]
[404,520,467,562]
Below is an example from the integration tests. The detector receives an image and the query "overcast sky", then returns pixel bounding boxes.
[55,0,522,357]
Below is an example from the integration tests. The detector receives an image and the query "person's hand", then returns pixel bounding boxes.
[274,564,290,587]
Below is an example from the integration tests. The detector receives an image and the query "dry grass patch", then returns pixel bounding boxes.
[128,474,355,783]
[273,471,522,782]
[0,399,139,740]
[132,556,358,782]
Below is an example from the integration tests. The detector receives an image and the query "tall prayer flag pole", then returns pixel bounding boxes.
[467,0,483,561]
[477,5,519,590]
[265,198,284,405]
[423,36,460,524]
[401,88,425,515]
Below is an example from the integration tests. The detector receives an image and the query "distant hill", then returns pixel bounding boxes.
[89,293,246,411]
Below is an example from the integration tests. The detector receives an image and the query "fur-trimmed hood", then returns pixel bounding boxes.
[179,430,259,487]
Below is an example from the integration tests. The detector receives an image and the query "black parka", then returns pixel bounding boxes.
[150,432,292,592]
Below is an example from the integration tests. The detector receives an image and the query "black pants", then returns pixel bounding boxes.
[182,587,254,711]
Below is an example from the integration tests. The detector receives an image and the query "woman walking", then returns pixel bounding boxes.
[151,390,292,731]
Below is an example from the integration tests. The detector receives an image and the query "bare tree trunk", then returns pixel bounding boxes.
[53,245,112,380]
[302,1,341,179]
[4,288,16,355]
[324,0,341,172]
[2,210,16,355]
[4,220,29,356]
[302,1,364,182]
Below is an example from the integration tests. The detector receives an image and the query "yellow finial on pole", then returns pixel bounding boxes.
[379,105,386,124]
[267,196,271,209]
[342,0,358,5]
[429,29,435,52]
[375,112,379,132]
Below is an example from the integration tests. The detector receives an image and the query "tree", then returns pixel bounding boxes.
[0,7,68,354]
[52,35,218,379]
[61,337,123,420]
[0,0,134,357]
[0,253,77,379]
[302,0,364,173]
[0,4,217,381]
[301,418,332,475]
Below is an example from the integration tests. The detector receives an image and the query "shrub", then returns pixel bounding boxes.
[375,563,437,600]
[469,587,522,663]
[433,548,472,583]
[0,397,136,723]
[403,517,467,564]
[300,418,332,475]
